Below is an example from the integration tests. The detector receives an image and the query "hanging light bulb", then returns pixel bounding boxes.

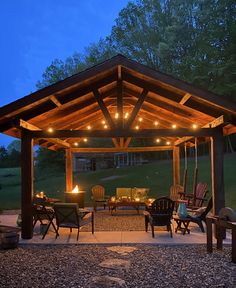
[104,125,108,129]
[172,124,177,129]
[139,117,143,122]
[83,138,88,142]
[115,113,119,119]
[48,127,53,133]
[166,141,170,145]
[156,138,160,143]
[87,125,91,130]
[135,125,139,130]
[154,121,158,126]
[192,124,198,129]
[74,142,78,146]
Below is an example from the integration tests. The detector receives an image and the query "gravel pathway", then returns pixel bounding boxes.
[0,244,235,287]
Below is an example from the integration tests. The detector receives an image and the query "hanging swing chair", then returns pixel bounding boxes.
[179,138,208,209]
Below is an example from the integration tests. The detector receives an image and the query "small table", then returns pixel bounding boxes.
[108,200,145,214]
[173,216,191,235]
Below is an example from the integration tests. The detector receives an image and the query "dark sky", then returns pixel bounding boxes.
[0,0,129,147]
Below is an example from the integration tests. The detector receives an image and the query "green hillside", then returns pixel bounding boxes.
[0,153,235,210]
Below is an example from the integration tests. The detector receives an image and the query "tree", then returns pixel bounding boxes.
[35,147,65,172]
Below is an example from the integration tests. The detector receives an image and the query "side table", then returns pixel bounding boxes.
[173,216,191,235]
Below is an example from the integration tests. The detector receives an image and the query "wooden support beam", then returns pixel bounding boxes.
[174,115,227,146]
[66,148,73,192]
[125,89,148,128]
[173,146,180,186]
[120,137,124,148]
[71,146,173,153]
[112,138,120,148]
[93,89,115,129]
[21,129,34,239]
[211,128,225,215]
[179,93,191,105]
[30,127,217,139]
[117,79,123,128]
[124,137,132,148]
[19,119,71,148]
[50,95,62,107]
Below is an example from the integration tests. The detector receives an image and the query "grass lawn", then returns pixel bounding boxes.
[0,152,235,210]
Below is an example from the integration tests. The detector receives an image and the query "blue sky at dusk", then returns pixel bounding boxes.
[0,0,129,147]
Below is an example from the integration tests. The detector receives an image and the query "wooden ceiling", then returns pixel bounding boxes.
[0,54,236,151]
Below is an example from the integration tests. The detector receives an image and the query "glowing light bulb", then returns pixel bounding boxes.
[104,125,108,129]
[156,138,160,143]
[135,126,139,130]
[102,120,106,124]
[154,121,158,126]
[192,124,197,129]
[74,142,78,146]
[172,124,176,129]
[84,138,87,142]
[139,117,143,122]
[87,125,91,130]
[115,113,119,119]
[48,127,53,133]
[166,141,170,145]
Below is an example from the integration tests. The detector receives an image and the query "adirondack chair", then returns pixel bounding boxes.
[91,185,108,212]
[179,182,208,210]
[144,197,175,238]
[187,197,212,232]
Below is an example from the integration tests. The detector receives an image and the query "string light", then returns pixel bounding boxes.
[154,121,158,126]
[87,125,91,130]
[74,142,78,146]
[102,120,106,124]
[166,141,170,145]
[135,125,139,130]
[104,125,108,129]
[48,127,53,133]
[192,124,198,129]
[139,117,143,122]
[115,113,119,119]
[124,112,129,119]
[83,138,88,142]
[156,138,160,143]
[172,124,177,129]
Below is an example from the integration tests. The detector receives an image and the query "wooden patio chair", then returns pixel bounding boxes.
[187,197,212,232]
[179,182,208,210]
[53,203,94,240]
[91,185,108,211]
[144,197,175,238]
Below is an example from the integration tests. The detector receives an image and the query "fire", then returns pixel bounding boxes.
[72,185,79,193]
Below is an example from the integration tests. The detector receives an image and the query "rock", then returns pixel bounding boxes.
[99,258,131,272]
[89,275,126,287]
[107,246,138,255]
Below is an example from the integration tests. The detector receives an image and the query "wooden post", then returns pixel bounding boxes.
[173,146,180,186]
[21,129,34,239]
[66,148,73,192]
[210,128,225,215]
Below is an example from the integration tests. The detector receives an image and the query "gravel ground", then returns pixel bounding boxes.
[0,244,235,288]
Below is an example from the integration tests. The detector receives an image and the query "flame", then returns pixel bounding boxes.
[72,185,79,193]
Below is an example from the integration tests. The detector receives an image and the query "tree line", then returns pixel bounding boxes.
[37,0,236,102]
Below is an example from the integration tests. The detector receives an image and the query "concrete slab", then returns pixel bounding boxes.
[0,212,232,245]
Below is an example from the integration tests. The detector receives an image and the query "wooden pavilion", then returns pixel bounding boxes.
[0,54,236,239]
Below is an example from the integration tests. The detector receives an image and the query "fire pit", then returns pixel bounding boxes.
[64,185,85,208]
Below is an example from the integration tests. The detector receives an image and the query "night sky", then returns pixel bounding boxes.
[0,0,129,147]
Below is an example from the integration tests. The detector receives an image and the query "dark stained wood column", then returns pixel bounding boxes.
[21,129,34,239]
[66,148,73,192]
[173,146,180,186]
[211,128,225,215]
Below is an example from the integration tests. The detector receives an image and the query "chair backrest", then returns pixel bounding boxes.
[91,185,105,200]
[116,188,132,199]
[132,188,149,201]
[169,184,184,201]
[149,197,175,226]
[54,203,80,228]
[199,197,212,221]
[195,182,208,207]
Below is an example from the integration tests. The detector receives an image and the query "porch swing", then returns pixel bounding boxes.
[179,138,208,209]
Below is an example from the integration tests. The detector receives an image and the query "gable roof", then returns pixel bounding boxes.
[0,54,236,150]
